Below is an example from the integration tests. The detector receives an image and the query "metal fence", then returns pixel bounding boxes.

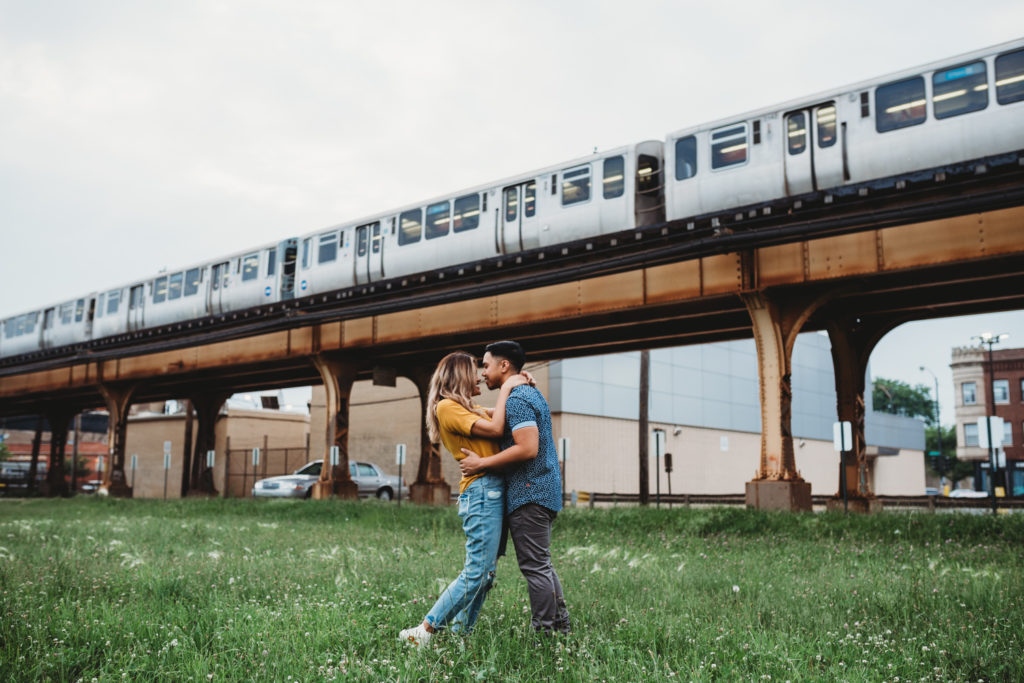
[223,435,311,498]
[562,492,1024,511]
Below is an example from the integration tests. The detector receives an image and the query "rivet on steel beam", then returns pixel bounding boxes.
[561,248,569,255]
[635,232,642,240]
[824,195,833,204]
[792,201,802,210]
[858,188,869,197]
[439,272,445,279]
[748,209,757,218]
[711,217,720,227]
[458,268,465,275]
[687,222,695,230]
[974,164,987,175]
[895,180,906,190]
[516,257,523,263]
[386,283,392,289]
[610,239,618,246]
[475,265,482,272]
[935,171,946,182]
[734,213,742,221]
[762,207,771,216]
[661,227,668,235]
[402,279,408,286]
[586,243,593,250]
[538,253,545,260]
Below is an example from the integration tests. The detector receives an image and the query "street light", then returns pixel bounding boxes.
[919,365,942,485]
[970,332,1008,515]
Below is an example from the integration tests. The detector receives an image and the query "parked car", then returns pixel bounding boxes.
[948,488,989,498]
[252,460,408,500]
[924,487,940,496]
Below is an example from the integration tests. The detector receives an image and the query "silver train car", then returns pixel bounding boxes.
[2,39,1022,359]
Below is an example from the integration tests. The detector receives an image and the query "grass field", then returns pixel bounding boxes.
[1,498,1022,682]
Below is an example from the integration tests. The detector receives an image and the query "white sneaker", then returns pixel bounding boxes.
[399,623,432,649]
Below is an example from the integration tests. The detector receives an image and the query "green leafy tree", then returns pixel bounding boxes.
[0,442,10,461]
[872,378,937,424]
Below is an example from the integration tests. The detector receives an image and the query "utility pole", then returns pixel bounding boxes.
[972,332,1008,516]
[639,350,650,506]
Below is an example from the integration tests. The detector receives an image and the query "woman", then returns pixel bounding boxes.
[399,351,527,648]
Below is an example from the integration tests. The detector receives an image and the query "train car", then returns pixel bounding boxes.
[665,39,1024,221]
[290,141,664,297]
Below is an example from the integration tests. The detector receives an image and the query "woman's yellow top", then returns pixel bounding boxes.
[436,398,500,494]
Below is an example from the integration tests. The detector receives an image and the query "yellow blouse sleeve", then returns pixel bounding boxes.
[436,399,482,438]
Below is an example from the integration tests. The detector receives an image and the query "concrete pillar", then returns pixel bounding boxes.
[186,391,231,496]
[740,290,830,511]
[98,384,136,497]
[310,354,359,499]
[404,364,451,505]
[43,408,75,497]
[825,315,901,513]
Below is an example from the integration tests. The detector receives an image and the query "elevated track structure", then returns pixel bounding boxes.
[2,154,1023,509]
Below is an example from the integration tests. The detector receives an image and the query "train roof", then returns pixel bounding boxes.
[666,37,1024,140]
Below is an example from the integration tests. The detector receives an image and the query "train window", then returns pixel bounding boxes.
[44,309,54,330]
[75,299,84,323]
[96,294,105,318]
[426,201,450,239]
[995,48,1024,104]
[562,165,591,205]
[525,182,536,217]
[129,286,142,310]
[786,113,806,154]
[266,248,276,277]
[711,123,748,168]
[153,277,168,304]
[816,105,837,147]
[752,120,761,144]
[106,290,121,315]
[674,136,697,180]
[241,253,259,280]
[317,233,338,265]
[875,76,926,132]
[504,187,518,222]
[399,208,422,245]
[301,238,311,268]
[603,156,625,199]
[356,226,368,257]
[184,268,201,297]
[551,174,557,195]
[933,61,988,119]
[60,302,73,325]
[481,193,487,212]
[637,155,660,194]
[453,194,480,232]
[371,223,381,254]
[860,92,870,118]
[167,272,183,300]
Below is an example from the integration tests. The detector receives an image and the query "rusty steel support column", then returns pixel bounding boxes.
[825,315,903,513]
[740,290,832,511]
[27,416,44,496]
[404,365,451,505]
[98,384,136,497]
[186,391,231,497]
[310,355,359,500]
[43,408,75,497]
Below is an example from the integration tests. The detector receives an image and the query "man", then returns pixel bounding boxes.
[459,340,571,635]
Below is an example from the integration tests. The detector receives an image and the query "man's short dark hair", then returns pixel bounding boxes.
[485,340,526,372]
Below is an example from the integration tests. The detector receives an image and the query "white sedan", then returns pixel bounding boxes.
[252,460,408,500]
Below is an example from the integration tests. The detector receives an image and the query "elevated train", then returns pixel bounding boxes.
[2,39,1023,359]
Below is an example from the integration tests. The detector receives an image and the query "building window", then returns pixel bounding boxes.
[964,423,979,447]
[994,379,1010,404]
[1003,421,1013,447]
[933,61,988,119]
[962,381,977,405]
[875,76,926,132]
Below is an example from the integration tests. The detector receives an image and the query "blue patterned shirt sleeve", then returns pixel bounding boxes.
[501,386,562,514]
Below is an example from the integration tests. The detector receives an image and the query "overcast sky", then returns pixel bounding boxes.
[2,1,1022,424]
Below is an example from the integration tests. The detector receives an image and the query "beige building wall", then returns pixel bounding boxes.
[951,346,988,461]
[126,409,310,498]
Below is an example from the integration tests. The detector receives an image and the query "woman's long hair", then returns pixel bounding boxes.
[426,351,485,443]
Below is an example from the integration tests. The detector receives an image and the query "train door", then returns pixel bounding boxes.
[354,222,383,285]
[500,181,539,254]
[784,103,843,195]
[278,239,297,300]
[41,308,55,349]
[209,262,229,314]
[128,285,145,331]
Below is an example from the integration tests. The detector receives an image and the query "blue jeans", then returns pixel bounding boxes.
[424,474,504,634]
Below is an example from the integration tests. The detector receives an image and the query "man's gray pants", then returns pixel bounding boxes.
[508,503,571,633]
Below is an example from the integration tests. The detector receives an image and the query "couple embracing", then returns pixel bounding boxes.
[399,341,571,648]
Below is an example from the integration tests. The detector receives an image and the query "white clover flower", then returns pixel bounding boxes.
[732,585,740,593]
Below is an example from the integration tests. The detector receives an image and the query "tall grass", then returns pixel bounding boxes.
[1,498,1022,681]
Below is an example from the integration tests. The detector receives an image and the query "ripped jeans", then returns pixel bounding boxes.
[424,474,504,634]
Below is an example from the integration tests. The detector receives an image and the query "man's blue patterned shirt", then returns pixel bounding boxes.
[501,385,562,514]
